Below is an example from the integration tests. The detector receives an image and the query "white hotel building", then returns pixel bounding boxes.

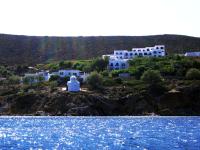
[103,45,165,70]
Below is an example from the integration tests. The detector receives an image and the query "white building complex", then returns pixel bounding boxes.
[184,52,200,57]
[103,45,166,70]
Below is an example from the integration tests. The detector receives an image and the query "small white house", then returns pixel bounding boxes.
[67,76,80,92]
[184,52,200,57]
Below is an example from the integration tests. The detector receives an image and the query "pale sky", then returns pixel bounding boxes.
[0,0,199,37]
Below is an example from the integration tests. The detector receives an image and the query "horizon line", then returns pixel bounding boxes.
[0,33,199,38]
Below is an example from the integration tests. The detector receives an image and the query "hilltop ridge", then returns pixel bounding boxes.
[0,34,200,65]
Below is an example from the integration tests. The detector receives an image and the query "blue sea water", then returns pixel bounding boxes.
[0,117,199,150]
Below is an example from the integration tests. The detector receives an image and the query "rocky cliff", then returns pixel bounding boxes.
[1,83,200,116]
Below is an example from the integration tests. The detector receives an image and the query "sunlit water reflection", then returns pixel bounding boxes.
[0,116,200,149]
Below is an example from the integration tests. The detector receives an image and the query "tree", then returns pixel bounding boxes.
[37,76,45,82]
[49,75,60,81]
[73,62,85,70]
[141,70,163,84]
[23,76,35,85]
[86,72,103,89]
[90,58,108,72]
[59,61,72,69]
[186,68,200,80]
[8,75,20,84]
[141,70,166,95]
[101,70,109,77]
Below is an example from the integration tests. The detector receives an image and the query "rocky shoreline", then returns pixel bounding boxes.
[1,82,200,116]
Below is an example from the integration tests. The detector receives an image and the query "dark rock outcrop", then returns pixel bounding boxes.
[0,83,200,116]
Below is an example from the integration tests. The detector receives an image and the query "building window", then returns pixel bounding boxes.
[139,53,143,56]
[110,63,113,66]
[80,72,84,75]
[135,53,138,55]
[161,47,164,49]
[120,56,122,59]
[144,53,147,55]
[116,52,118,55]
[125,53,128,56]
[147,49,149,51]
[120,52,122,55]
[122,63,125,66]
[73,73,77,76]
[149,53,152,55]
[156,47,159,49]
[60,72,64,75]
[115,63,119,66]
[130,53,133,56]
[153,51,157,54]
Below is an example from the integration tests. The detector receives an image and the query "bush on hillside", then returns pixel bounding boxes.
[86,72,103,89]
[114,77,122,84]
[73,62,85,71]
[141,70,163,84]
[129,66,147,79]
[59,61,72,69]
[186,68,200,80]
[49,75,60,81]
[102,78,115,86]
[101,70,109,77]
[8,75,20,84]
[111,70,120,77]
[23,76,35,85]
[85,58,108,72]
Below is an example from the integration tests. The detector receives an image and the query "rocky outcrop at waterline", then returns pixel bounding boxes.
[0,83,200,116]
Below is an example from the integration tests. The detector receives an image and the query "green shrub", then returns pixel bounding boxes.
[102,78,115,86]
[8,75,20,84]
[73,62,85,71]
[114,77,122,84]
[86,72,103,89]
[122,79,148,91]
[37,76,45,82]
[101,70,109,77]
[49,81,58,89]
[160,65,175,76]
[111,70,119,77]
[130,66,147,79]
[49,75,60,81]
[82,58,108,73]
[23,76,35,85]
[186,68,200,80]
[110,70,125,77]
[141,70,163,84]
[59,61,72,69]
